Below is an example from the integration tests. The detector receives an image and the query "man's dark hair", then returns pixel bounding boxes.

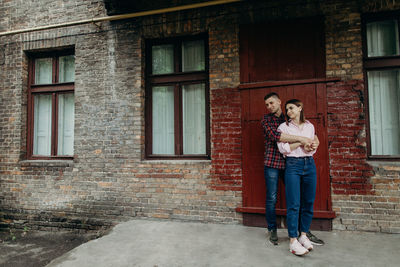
[264,92,280,101]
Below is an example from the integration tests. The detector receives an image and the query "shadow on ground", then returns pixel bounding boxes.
[0,229,105,267]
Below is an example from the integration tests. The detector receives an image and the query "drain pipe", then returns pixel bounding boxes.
[0,0,241,37]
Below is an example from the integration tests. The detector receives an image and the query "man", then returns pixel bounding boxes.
[261,92,324,246]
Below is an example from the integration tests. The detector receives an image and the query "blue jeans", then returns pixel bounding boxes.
[284,157,317,238]
[264,166,284,231]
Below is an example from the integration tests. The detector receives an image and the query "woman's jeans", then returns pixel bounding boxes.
[285,157,317,238]
[264,166,284,231]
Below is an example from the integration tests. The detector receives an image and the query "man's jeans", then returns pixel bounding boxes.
[264,166,284,231]
[284,157,317,238]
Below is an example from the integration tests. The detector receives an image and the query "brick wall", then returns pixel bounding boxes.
[327,80,374,196]
[327,80,400,233]
[210,87,242,191]
[0,0,243,230]
[324,1,400,233]
[1,0,400,233]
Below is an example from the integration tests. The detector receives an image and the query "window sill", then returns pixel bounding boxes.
[19,160,74,167]
[141,159,211,165]
[367,156,400,161]
[367,160,400,168]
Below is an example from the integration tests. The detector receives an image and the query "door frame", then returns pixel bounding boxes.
[236,78,338,230]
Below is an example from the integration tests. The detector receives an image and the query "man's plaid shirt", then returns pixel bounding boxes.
[261,113,285,169]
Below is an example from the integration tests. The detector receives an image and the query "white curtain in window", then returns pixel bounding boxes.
[35,58,52,84]
[368,70,400,155]
[367,20,399,57]
[182,83,206,154]
[58,93,74,156]
[33,94,52,155]
[59,55,75,83]
[182,40,205,72]
[152,44,174,74]
[152,86,175,154]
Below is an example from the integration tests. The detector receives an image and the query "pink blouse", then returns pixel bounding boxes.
[277,120,316,157]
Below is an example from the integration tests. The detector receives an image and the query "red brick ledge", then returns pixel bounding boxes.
[236,207,336,219]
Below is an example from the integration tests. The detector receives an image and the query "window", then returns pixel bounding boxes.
[363,13,400,158]
[145,35,210,159]
[27,49,75,159]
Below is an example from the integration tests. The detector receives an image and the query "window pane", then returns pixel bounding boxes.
[182,40,205,72]
[182,83,206,154]
[152,86,175,154]
[367,20,399,57]
[368,69,400,155]
[33,94,52,156]
[59,55,75,83]
[35,58,52,84]
[58,93,74,156]
[152,44,174,74]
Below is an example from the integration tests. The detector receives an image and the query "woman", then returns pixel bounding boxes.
[277,99,318,256]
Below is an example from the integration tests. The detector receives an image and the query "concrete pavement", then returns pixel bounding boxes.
[46,219,399,267]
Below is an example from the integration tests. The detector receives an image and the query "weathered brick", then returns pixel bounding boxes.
[1,0,400,234]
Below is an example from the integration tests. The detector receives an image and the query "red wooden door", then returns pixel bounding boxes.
[238,17,335,223]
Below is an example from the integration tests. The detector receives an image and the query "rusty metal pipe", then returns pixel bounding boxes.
[0,0,241,37]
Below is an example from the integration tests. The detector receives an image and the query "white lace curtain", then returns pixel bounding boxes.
[59,55,75,83]
[33,94,52,155]
[35,58,52,84]
[368,70,400,155]
[367,20,400,155]
[182,83,206,154]
[152,84,206,155]
[151,40,206,155]
[152,86,175,154]
[58,93,74,155]
[33,56,75,156]
[367,20,399,57]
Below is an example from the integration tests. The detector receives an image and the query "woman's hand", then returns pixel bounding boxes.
[310,135,320,151]
[304,138,319,152]
[304,143,314,152]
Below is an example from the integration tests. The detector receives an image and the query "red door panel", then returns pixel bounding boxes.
[239,16,334,219]
[240,17,326,83]
[241,84,332,217]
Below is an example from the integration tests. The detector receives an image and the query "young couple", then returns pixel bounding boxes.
[261,92,323,256]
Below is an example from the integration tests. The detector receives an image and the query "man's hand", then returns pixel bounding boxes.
[279,134,319,152]
[299,136,313,147]
[311,135,320,150]
[304,136,319,152]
